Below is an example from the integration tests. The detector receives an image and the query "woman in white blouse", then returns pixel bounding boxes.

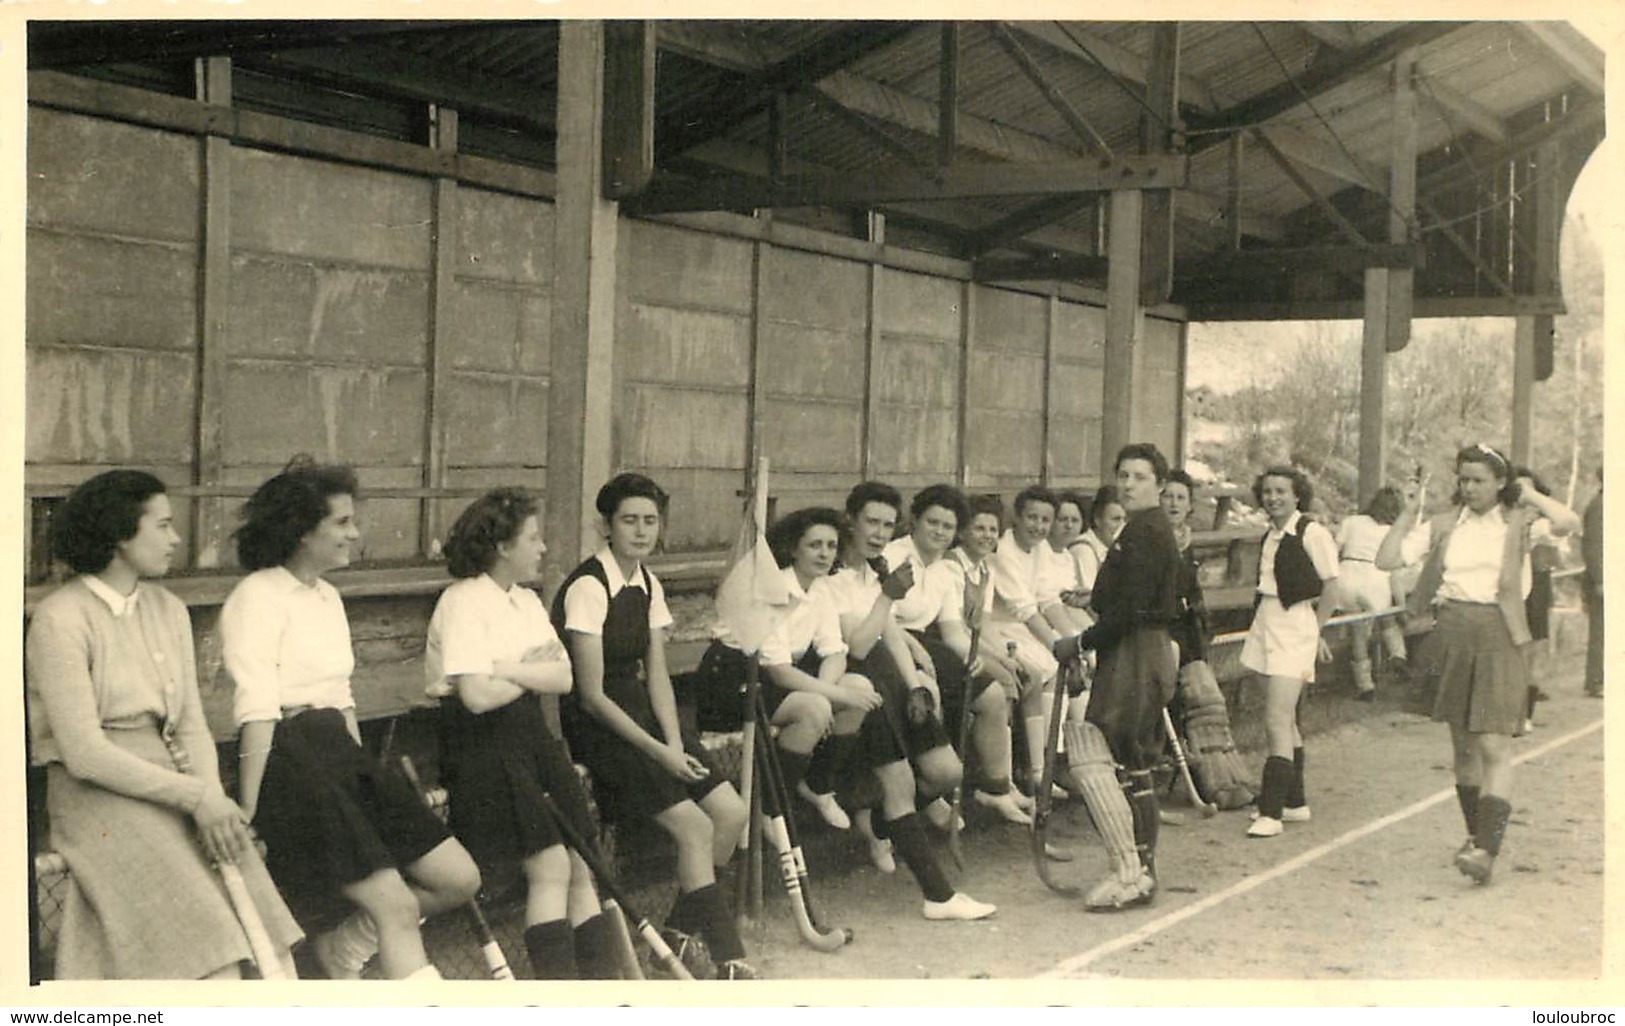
[223,458,479,980]
[426,488,621,978]
[1334,486,1410,698]
[1238,466,1340,839]
[1377,444,1577,884]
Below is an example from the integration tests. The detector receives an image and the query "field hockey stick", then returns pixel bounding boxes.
[752,691,854,951]
[530,790,696,980]
[946,614,983,871]
[1032,658,1081,898]
[397,757,516,980]
[161,731,290,979]
[1159,708,1216,818]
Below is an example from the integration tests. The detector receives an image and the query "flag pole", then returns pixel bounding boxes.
[735,456,770,924]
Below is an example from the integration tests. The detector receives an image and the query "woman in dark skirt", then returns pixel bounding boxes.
[1377,444,1578,884]
[1052,443,1182,910]
[425,488,623,979]
[551,473,755,980]
[883,484,1029,825]
[26,471,302,979]
[223,458,480,980]
[694,506,880,831]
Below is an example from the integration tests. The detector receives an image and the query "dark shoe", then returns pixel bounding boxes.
[1355,688,1377,703]
[1454,845,1495,884]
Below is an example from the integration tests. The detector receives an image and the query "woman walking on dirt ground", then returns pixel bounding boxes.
[1239,466,1340,840]
[1377,444,1578,885]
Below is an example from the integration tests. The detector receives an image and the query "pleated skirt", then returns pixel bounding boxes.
[1428,601,1529,736]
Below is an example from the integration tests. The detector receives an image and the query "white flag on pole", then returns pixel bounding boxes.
[713,460,790,655]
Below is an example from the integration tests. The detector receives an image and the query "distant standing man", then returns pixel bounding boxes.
[1583,471,1603,698]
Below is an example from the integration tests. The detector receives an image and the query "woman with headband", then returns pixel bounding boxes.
[1377,444,1578,885]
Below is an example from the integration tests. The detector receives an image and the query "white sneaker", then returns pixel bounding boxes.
[1011,789,1035,812]
[973,789,1033,825]
[923,797,964,832]
[922,892,996,921]
[311,913,378,980]
[1084,870,1154,912]
[866,837,897,874]
[1250,805,1310,823]
[796,782,851,830]
[1247,815,1284,838]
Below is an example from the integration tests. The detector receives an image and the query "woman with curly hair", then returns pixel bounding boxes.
[1239,466,1340,839]
[26,471,302,979]
[1377,444,1578,884]
[223,458,479,979]
[425,487,624,978]
[1335,486,1410,700]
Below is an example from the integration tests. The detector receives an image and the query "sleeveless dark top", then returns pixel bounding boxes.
[550,557,657,742]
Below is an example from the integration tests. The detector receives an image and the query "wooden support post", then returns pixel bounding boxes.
[1532,140,1562,381]
[939,23,959,166]
[193,56,231,568]
[1139,23,1179,307]
[1511,315,1538,465]
[1226,132,1244,250]
[1041,292,1058,485]
[1384,49,1418,352]
[547,22,620,590]
[746,241,768,475]
[861,213,885,480]
[1174,319,1190,464]
[602,21,656,200]
[422,105,458,557]
[957,280,974,488]
[1358,269,1389,505]
[768,95,788,184]
[1101,190,1144,480]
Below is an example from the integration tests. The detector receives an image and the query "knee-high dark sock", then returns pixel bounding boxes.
[805,734,853,795]
[885,812,954,903]
[676,883,745,963]
[777,746,814,798]
[572,912,622,980]
[1287,746,1307,808]
[1474,794,1513,857]
[523,919,579,980]
[1126,769,1158,878]
[1258,756,1294,820]
[1455,784,1481,840]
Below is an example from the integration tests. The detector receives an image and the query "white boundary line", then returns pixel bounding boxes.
[1038,717,1605,979]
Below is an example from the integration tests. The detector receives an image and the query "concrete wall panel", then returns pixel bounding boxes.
[968,351,1044,411]
[223,362,429,466]
[449,280,551,375]
[26,347,196,465]
[1050,362,1106,420]
[624,385,748,469]
[231,148,431,270]
[624,304,751,389]
[27,232,197,352]
[1054,300,1107,364]
[440,374,549,468]
[1139,318,1181,457]
[458,189,555,285]
[972,286,1046,355]
[762,248,868,331]
[872,406,957,478]
[879,268,961,339]
[229,256,428,366]
[758,322,865,401]
[1048,416,1101,484]
[876,336,958,407]
[966,410,1043,478]
[760,399,862,474]
[627,222,753,313]
[653,466,746,552]
[27,108,198,243]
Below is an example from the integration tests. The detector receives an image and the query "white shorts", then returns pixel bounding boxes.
[1337,561,1393,614]
[1240,595,1321,683]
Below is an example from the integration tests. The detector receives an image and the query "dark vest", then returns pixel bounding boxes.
[549,556,655,739]
[1268,518,1324,608]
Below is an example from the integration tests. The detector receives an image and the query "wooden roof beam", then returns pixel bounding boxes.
[1187,21,1466,155]
[1294,23,1361,50]
[973,253,1109,283]
[626,154,1188,215]
[1006,22,1224,113]
[1515,23,1604,97]
[1179,242,1419,281]
[1416,95,1601,193]
[1249,127,1370,245]
[27,20,508,69]
[1189,295,1565,322]
[1418,77,1508,145]
[655,22,918,161]
[990,22,1114,158]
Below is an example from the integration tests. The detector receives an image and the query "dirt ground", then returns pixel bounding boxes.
[738,648,1605,982]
